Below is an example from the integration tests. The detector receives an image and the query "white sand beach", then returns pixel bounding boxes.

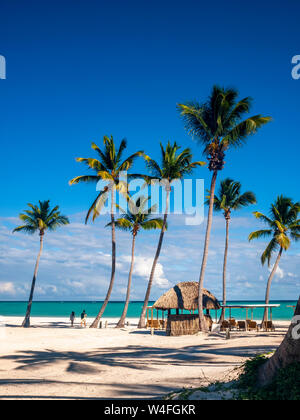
[0,317,290,400]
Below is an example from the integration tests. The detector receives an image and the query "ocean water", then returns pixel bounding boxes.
[0,300,297,321]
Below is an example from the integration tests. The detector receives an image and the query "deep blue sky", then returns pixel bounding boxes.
[0,1,299,301]
[0,0,300,216]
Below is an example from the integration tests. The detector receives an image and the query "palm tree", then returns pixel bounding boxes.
[249,196,300,323]
[13,201,69,328]
[69,135,144,328]
[107,196,164,328]
[258,297,300,387]
[178,85,271,331]
[208,178,256,323]
[138,141,205,328]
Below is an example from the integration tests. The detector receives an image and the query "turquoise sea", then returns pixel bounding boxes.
[0,300,297,321]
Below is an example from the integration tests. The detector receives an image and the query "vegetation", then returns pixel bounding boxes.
[137,141,205,328]
[238,356,300,400]
[208,178,256,322]
[178,85,271,331]
[13,201,69,328]
[249,196,300,322]
[69,136,144,328]
[107,196,164,328]
[166,355,300,400]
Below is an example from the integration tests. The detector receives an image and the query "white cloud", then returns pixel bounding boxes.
[120,255,170,289]
[0,212,299,301]
[0,282,16,295]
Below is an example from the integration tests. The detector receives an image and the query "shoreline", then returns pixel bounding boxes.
[0,315,293,322]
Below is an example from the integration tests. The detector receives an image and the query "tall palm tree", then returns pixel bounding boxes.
[208,178,256,322]
[258,297,300,387]
[249,196,300,323]
[69,135,144,328]
[138,141,205,328]
[13,201,69,328]
[107,196,165,328]
[178,85,271,331]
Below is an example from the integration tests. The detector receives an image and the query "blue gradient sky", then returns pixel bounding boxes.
[0,0,299,300]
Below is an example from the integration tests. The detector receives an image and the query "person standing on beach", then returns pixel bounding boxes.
[81,310,87,328]
[70,312,75,327]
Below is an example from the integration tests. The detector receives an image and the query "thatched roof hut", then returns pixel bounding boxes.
[153,281,221,311]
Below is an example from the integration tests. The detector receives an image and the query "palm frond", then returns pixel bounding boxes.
[248,229,272,241]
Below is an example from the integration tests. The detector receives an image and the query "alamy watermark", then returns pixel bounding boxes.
[292,55,300,80]
[291,315,300,340]
[0,55,6,79]
[96,172,205,226]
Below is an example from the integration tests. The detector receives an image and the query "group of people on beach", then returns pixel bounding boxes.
[70,310,87,328]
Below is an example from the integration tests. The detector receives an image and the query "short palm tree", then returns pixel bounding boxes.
[107,196,165,328]
[69,135,144,328]
[209,178,256,323]
[13,201,69,328]
[249,196,300,323]
[138,141,205,328]
[178,85,271,331]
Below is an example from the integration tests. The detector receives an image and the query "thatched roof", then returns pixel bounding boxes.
[153,282,221,311]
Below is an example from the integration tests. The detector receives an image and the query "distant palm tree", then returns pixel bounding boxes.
[208,178,256,323]
[138,141,205,328]
[107,196,165,328]
[69,136,144,328]
[249,196,300,323]
[178,85,271,331]
[13,201,69,328]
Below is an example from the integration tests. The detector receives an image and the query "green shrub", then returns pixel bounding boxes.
[238,356,300,400]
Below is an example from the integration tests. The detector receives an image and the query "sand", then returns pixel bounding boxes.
[0,317,289,400]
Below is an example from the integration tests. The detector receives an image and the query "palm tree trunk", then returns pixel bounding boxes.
[138,189,170,329]
[22,233,44,328]
[198,170,218,332]
[262,247,283,324]
[219,215,230,324]
[116,234,136,328]
[258,297,300,387]
[90,189,116,328]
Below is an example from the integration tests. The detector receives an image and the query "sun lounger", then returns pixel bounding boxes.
[261,321,275,332]
[220,320,230,331]
[237,321,247,331]
[228,318,237,329]
[159,320,167,329]
[147,320,160,329]
[247,321,259,331]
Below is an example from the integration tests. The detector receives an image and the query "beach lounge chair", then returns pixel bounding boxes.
[237,321,247,331]
[147,319,160,329]
[228,318,237,329]
[159,320,167,329]
[261,321,275,332]
[247,321,259,332]
[220,320,230,331]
